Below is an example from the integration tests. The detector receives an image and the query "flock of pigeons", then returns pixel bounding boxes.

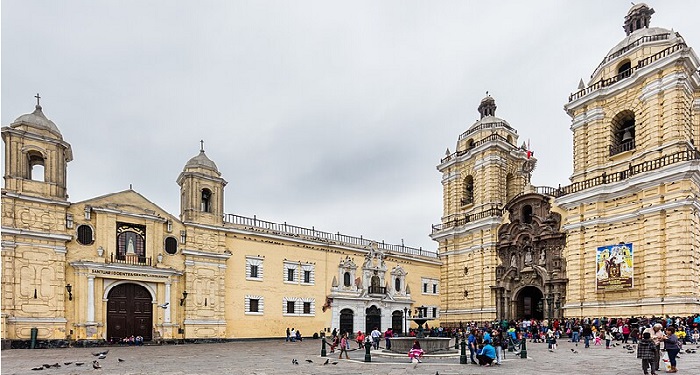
[291,358,339,366]
[31,349,126,371]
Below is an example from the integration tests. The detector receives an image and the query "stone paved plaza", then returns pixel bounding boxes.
[2,338,699,375]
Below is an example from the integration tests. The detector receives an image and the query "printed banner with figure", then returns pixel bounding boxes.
[596,242,633,291]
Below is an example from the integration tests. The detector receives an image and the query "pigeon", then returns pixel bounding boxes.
[75,362,85,366]
[64,362,72,366]
[42,364,51,368]
[331,361,338,365]
[571,348,579,354]
[97,354,107,360]
[305,359,313,363]
[31,367,44,371]
[323,358,330,365]
[50,363,61,368]
[93,360,101,369]
[292,359,299,365]
[92,350,109,357]
[158,302,170,309]
[118,358,125,362]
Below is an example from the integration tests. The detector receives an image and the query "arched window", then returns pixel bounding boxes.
[610,110,636,155]
[462,175,474,205]
[617,60,632,80]
[343,272,351,287]
[117,230,145,262]
[522,205,533,224]
[201,189,212,212]
[27,151,45,182]
[466,139,475,150]
[394,277,401,292]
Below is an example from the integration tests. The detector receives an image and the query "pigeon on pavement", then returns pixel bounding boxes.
[31,367,44,371]
[118,358,125,362]
[64,362,73,365]
[93,360,102,369]
[305,359,313,363]
[75,362,85,366]
[323,358,330,365]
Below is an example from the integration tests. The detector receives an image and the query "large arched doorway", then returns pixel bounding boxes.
[391,310,404,335]
[339,308,354,336]
[107,283,153,342]
[516,286,543,320]
[365,305,381,333]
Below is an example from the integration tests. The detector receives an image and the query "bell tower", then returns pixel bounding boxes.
[432,95,531,323]
[559,4,700,317]
[177,141,227,225]
[2,95,73,200]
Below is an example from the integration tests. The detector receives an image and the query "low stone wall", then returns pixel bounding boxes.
[389,337,452,354]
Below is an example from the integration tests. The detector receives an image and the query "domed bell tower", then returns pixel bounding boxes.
[177,141,227,225]
[2,95,73,200]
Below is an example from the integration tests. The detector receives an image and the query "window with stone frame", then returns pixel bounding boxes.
[77,224,94,245]
[246,256,264,281]
[287,301,295,314]
[116,223,146,262]
[245,295,263,314]
[303,302,311,314]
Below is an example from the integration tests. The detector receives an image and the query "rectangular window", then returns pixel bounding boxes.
[433,284,437,294]
[303,302,311,314]
[250,299,259,313]
[423,283,428,293]
[287,268,295,282]
[250,265,259,279]
[303,270,311,284]
[287,301,295,314]
[432,307,437,318]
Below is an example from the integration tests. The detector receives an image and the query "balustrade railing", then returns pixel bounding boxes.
[570,43,687,102]
[442,134,514,163]
[110,253,152,266]
[592,33,671,74]
[459,121,516,140]
[610,139,636,156]
[432,207,503,234]
[368,286,386,294]
[223,214,438,258]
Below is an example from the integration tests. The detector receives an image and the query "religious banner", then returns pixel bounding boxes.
[596,242,633,291]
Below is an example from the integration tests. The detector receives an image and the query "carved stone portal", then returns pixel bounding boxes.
[493,193,567,321]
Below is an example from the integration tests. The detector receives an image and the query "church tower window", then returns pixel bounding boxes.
[27,151,45,182]
[201,188,212,212]
[394,277,401,292]
[462,175,474,205]
[617,60,632,80]
[343,272,351,287]
[522,205,533,224]
[610,110,636,155]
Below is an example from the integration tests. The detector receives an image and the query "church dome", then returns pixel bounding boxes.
[11,105,63,139]
[464,95,515,134]
[184,146,219,173]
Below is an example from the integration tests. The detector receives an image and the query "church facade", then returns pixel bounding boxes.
[1,107,440,347]
[433,4,700,325]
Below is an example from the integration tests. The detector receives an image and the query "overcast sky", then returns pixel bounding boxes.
[2,1,699,252]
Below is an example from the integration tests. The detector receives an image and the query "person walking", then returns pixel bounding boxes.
[338,333,350,359]
[285,327,290,342]
[664,327,680,373]
[356,330,365,349]
[468,329,478,364]
[370,327,382,350]
[583,324,593,348]
[638,332,658,375]
[384,328,393,350]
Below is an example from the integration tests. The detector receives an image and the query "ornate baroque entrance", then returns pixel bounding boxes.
[365,305,381,332]
[493,193,567,321]
[107,283,153,342]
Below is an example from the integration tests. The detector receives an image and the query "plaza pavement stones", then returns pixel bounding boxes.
[1,339,699,375]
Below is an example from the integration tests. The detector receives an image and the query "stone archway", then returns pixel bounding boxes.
[365,305,381,332]
[515,286,544,320]
[339,308,354,336]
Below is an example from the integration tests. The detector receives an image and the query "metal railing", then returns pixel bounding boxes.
[592,33,672,75]
[610,139,636,156]
[222,213,438,258]
[432,206,503,234]
[110,253,152,266]
[442,134,515,163]
[459,121,516,140]
[368,286,386,294]
[570,43,687,102]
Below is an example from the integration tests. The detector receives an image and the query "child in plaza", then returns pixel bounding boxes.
[408,340,424,363]
[338,333,350,359]
[637,332,658,375]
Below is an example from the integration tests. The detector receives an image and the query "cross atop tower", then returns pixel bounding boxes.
[34,93,41,107]
[200,140,204,152]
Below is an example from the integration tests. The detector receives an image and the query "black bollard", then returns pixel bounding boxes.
[460,338,467,364]
[321,337,327,357]
[364,338,372,362]
[520,335,528,359]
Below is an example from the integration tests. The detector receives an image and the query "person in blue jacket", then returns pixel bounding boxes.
[477,340,497,366]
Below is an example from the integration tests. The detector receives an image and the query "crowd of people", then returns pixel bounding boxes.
[290,313,699,369]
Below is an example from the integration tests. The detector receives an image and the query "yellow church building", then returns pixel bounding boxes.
[433,3,700,325]
[1,104,441,347]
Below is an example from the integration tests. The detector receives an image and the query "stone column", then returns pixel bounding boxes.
[87,275,95,323]
[164,282,171,323]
